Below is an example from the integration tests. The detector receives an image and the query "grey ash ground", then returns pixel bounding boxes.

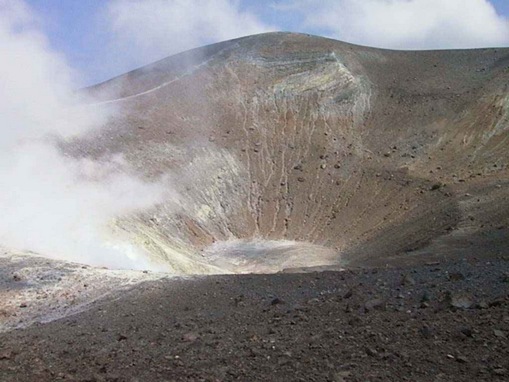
[1,258,508,381]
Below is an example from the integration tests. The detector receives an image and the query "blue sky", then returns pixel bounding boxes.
[22,0,509,87]
[493,0,509,14]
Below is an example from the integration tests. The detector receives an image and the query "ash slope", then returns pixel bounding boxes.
[81,32,509,272]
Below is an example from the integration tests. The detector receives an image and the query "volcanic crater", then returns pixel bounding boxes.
[79,32,509,274]
[2,33,509,382]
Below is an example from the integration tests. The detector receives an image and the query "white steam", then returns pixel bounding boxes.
[0,0,165,270]
[105,0,273,71]
[275,0,509,50]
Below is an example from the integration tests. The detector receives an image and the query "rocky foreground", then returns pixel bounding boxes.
[1,257,508,381]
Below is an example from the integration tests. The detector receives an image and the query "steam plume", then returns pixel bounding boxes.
[0,0,165,270]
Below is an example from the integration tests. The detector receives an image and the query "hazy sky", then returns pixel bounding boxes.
[20,0,509,86]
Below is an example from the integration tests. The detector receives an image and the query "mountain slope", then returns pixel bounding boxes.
[79,32,509,273]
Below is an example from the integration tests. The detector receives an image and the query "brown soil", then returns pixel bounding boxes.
[1,258,508,381]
